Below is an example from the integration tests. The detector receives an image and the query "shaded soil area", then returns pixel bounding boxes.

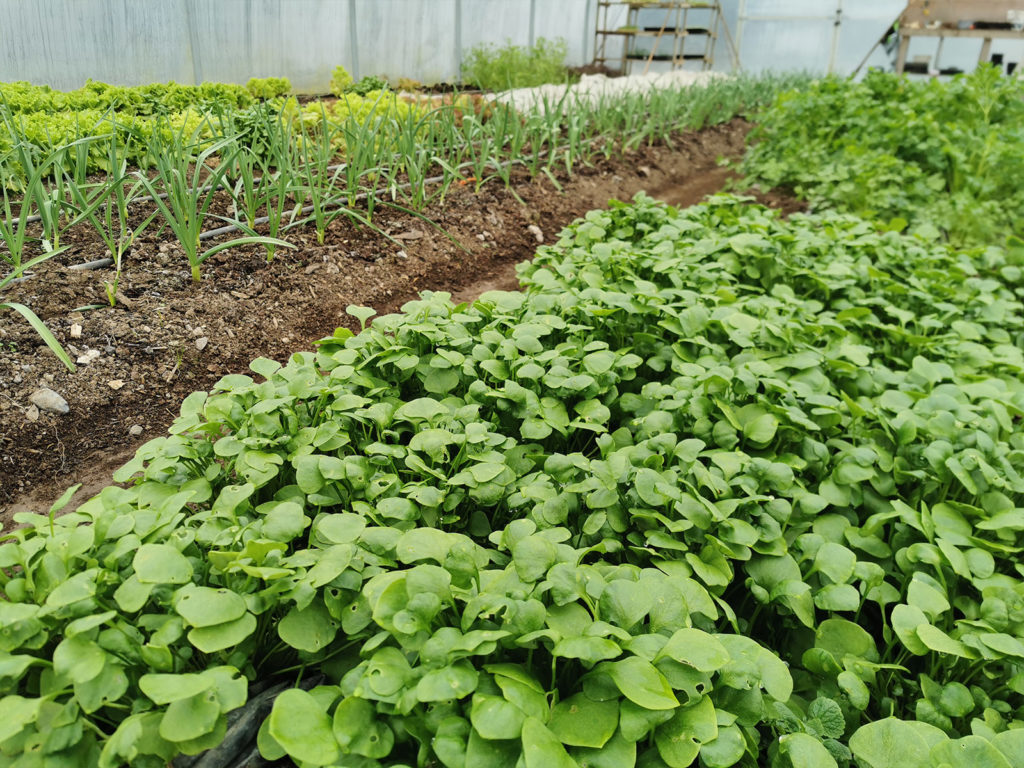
[0,118,799,525]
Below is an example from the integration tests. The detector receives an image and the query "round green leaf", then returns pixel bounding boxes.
[992,729,1024,765]
[140,673,212,704]
[779,733,838,768]
[175,586,247,628]
[890,604,930,656]
[548,693,619,748]
[0,695,40,742]
[133,544,194,585]
[569,729,637,768]
[816,618,877,661]
[655,695,717,768]
[599,580,654,630]
[470,694,527,741]
[600,657,679,710]
[53,635,106,684]
[837,670,870,711]
[332,697,394,758]
[658,628,730,673]
[159,690,221,743]
[700,724,747,768]
[416,660,479,702]
[397,528,454,564]
[74,660,129,714]
[930,735,1012,768]
[815,542,856,584]
[937,682,974,718]
[814,583,860,612]
[269,688,339,766]
[915,624,971,658]
[522,716,578,768]
[278,599,338,654]
[187,612,257,654]
[553,636,622,665]
[849,718,935,768]
[313,513,366,545]
[261,501,309,542]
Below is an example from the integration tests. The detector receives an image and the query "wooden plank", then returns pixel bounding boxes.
[899,25,1024,37]
[902,1,1024,27]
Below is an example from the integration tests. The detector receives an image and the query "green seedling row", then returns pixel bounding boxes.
[0,73,801,370]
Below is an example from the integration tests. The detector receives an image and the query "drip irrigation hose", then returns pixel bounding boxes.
[68,257,114,271]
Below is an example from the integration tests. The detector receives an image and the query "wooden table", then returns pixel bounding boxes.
[895,25,1024,74]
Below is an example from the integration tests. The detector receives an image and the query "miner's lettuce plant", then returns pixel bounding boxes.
[742,66,1024,247]
[4,195,1024,767]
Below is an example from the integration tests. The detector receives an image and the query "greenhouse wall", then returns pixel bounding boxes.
[1,0,1022,92]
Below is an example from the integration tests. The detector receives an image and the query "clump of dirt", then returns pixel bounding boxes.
[0,119,802,526]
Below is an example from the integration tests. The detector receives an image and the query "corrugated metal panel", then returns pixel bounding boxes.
[0,0,1020,92]
[355,0,459,85]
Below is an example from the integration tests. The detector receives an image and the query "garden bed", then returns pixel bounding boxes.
[0,119,760,522]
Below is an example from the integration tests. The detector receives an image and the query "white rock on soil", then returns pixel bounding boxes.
[195,337,209,351]
[29,388,69,414]
[129,425,144,436]
[25,404,39,422]
[76,349,101,365]
[69,323,83,338]
[528,225,544,243]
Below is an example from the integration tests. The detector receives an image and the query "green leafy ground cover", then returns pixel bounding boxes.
[741,66,1024,248]
[4,193,1024,766]
[462,38,573,92]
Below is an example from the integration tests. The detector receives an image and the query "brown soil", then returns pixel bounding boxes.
[0,119,801,527]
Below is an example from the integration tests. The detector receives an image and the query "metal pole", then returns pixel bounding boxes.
[718,3,741,70]
[529,0,537,48]
[455,0,463,81]
[183,0,202,85]
[735,0,747,70]
[583,0,594,64]
[348,0,360,80]
[828,0,842,74]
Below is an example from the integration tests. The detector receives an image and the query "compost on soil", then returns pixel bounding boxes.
[0,119,795,524]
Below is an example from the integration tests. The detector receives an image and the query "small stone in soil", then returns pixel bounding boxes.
[129,425,143,436]
[25,405,39,422]
[69,323,83,338]
[107,380,125,390]
[30,388,69,414]
[76,349,101,365]
[527,224,544,243]
[195,337,209,351]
